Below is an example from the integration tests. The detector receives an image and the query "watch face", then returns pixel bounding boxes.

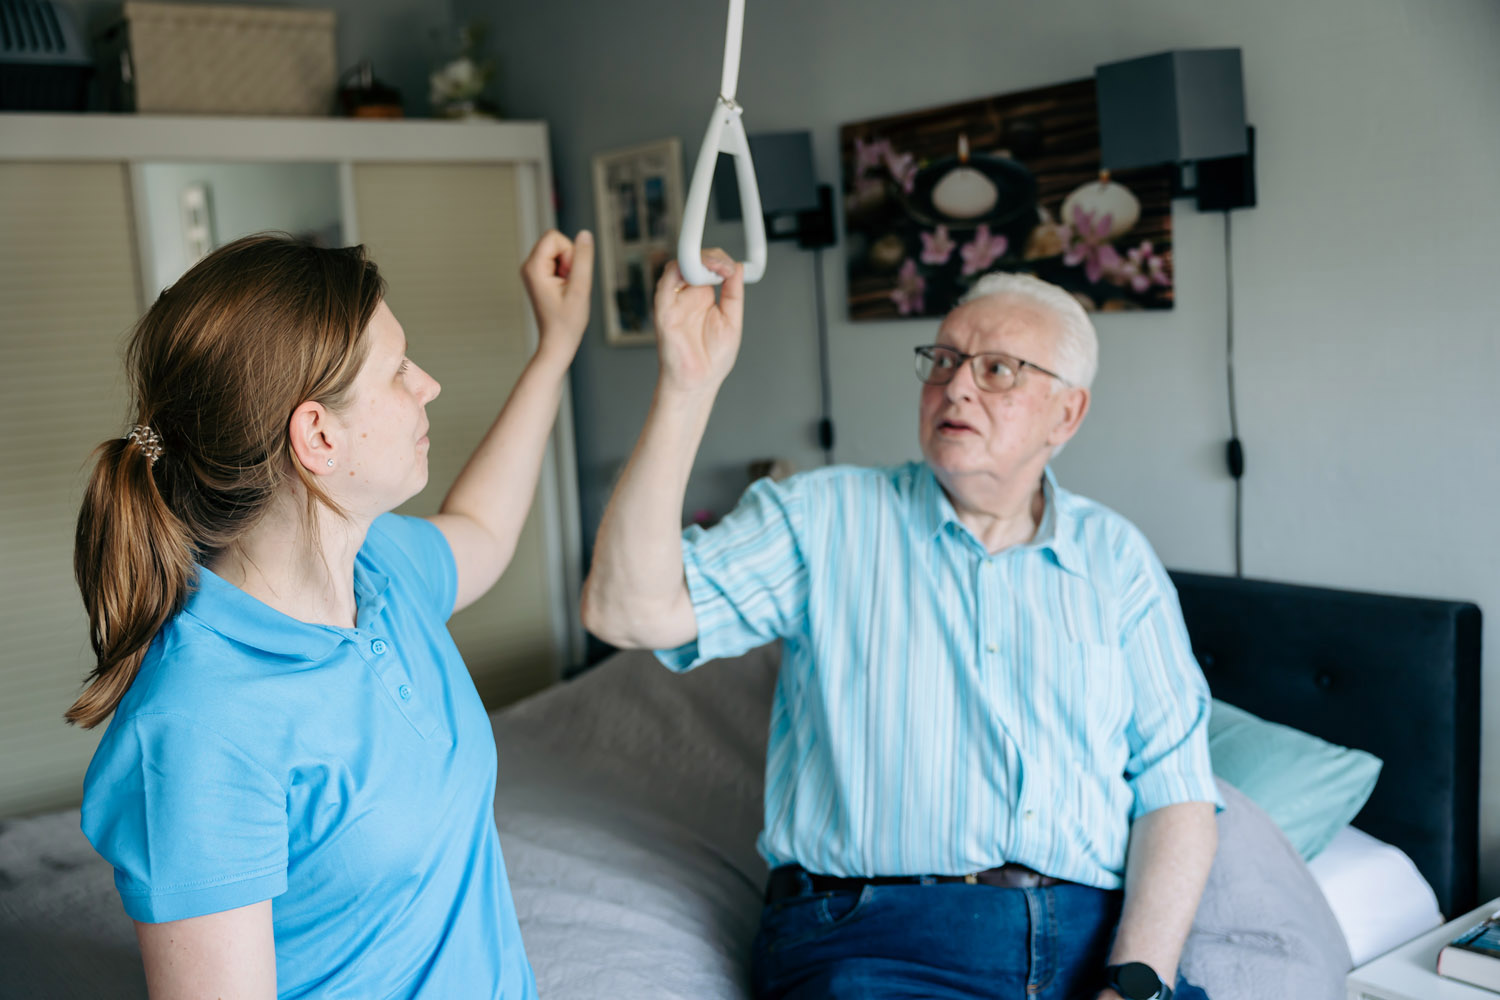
[1113,962,1165,999]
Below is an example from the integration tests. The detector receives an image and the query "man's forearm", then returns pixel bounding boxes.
[1106,801,1217,988]
[580,383,718,648]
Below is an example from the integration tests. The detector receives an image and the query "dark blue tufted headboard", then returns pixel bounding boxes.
[1169,570,1482,918]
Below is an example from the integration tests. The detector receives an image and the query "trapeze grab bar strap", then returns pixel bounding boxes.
[719,0,743,102]
[677,0,767,286]
[678,98,767,286]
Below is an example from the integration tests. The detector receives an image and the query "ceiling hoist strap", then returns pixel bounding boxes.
[678,0,767,286]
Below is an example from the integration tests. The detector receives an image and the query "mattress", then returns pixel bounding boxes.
[1309,824,1443,966]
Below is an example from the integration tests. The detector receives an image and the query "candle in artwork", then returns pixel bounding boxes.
[932,134,998,219]
[1060,170,1141,239]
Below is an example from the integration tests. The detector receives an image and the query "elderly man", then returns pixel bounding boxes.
[582,251,1220,1000]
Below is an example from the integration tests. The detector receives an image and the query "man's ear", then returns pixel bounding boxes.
[1047,386,1090,449]
[288,400,337,474]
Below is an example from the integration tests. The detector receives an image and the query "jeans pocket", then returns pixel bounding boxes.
[763,885,876,953]
[816,885,873,928]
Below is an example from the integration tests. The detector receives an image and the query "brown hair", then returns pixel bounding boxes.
[67,233,386,728]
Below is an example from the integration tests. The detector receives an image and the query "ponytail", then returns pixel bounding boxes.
[67,433,195,728]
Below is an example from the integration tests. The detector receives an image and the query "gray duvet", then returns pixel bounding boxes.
[0,644,1350,998]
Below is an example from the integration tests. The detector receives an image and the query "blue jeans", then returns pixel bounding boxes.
[751,877,1210,1000]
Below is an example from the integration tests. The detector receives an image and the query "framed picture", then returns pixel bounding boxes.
[841,78,1176,320]
[591,138,684,346]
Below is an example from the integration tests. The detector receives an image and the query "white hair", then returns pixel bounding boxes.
[958,271,1098,389]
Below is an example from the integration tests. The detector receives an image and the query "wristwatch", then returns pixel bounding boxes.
[1105,962,1173,1000]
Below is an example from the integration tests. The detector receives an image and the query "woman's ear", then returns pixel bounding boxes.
[288,400,337,474]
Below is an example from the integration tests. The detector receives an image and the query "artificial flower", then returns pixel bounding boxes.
[1062,206,1122,284]
[1114,240,1172,292]
[920,226,956,266]
[891,258,925,315]
[883,149,918,194]
[959,225,1008,276]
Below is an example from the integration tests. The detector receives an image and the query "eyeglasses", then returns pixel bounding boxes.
[913,345,1070,393]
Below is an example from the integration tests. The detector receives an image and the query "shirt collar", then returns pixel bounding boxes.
[1035,468,1087,577]
[917,463,1086,577]
[180,557,391,659]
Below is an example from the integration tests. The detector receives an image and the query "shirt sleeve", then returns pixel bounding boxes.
[368,513,459,621]
[1116,534,1225,819]
[81,712,288,923]
[656,476,811,671]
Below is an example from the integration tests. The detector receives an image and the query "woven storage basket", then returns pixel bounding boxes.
[108,1,336,115]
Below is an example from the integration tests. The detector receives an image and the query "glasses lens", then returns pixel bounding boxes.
[915,346,958,384]
[974,355,1018,391]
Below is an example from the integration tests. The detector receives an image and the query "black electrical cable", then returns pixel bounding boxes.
[813,248,834,464]
[1224,211,1244,578]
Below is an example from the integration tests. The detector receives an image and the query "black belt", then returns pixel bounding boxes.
[766,863,1067,903]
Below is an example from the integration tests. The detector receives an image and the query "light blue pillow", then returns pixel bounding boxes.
[1207,699,1383,861]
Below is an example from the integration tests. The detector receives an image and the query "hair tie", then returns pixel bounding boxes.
[125,425,164,465]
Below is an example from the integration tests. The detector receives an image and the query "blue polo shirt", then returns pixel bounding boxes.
[81,514,536,1000]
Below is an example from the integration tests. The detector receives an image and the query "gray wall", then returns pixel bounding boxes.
[457,0,1500,890]
[71,0,456,118]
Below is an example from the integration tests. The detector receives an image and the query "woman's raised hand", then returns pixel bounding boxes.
[653,249,744,394]
[520,230,594,360]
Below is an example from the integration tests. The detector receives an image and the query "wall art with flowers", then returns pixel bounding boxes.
[841,77,1175,320]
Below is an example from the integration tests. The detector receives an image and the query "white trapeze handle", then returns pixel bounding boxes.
[677,0,766,286]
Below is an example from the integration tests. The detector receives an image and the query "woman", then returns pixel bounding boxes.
[70,228,594,999]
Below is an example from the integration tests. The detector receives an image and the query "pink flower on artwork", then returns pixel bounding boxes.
[883,149,918,194]
[854,137,892,175]
[959,225,1008,275]
[1117,240,1171,292]
[920,225,956,266]
[891,257,925,315]
[1063,207,1123,284]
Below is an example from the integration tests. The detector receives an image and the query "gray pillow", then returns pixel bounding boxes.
[1180,778,1352,1000]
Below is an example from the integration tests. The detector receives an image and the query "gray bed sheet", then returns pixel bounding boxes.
[1,644,1350,998]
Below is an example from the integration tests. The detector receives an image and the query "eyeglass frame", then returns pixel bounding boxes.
[912,344,1073,393]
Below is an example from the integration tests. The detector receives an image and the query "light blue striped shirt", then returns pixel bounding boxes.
[658,462,1221,890]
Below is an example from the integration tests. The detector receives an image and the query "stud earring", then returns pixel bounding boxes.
[327,459,335,467]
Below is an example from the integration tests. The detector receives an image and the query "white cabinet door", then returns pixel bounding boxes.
[353,162,568,708]
[0,163,141,816]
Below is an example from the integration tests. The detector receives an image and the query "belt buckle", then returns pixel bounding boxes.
[964,872,979,885]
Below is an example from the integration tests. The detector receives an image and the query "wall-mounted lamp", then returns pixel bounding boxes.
[1095,48,1256,211]
[1097,48,1257,574]
[713,130,836,248]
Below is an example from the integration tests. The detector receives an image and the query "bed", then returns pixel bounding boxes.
[1171,570,1481,924]
[0,572,1480,998]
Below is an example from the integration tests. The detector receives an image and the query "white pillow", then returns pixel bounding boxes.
[1307,825,1443,966]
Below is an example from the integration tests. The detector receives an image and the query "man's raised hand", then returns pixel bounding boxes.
[652,249,744,393]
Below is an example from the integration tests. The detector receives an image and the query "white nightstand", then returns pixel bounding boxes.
[1348,898,1500,1000]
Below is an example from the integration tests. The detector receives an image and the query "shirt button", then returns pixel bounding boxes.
[986,642,998,653]
[371,639,388,655]
[1023,809,1036,821]
[398,684,411,700]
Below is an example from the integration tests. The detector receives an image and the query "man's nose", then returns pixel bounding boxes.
[945,361,978,402]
